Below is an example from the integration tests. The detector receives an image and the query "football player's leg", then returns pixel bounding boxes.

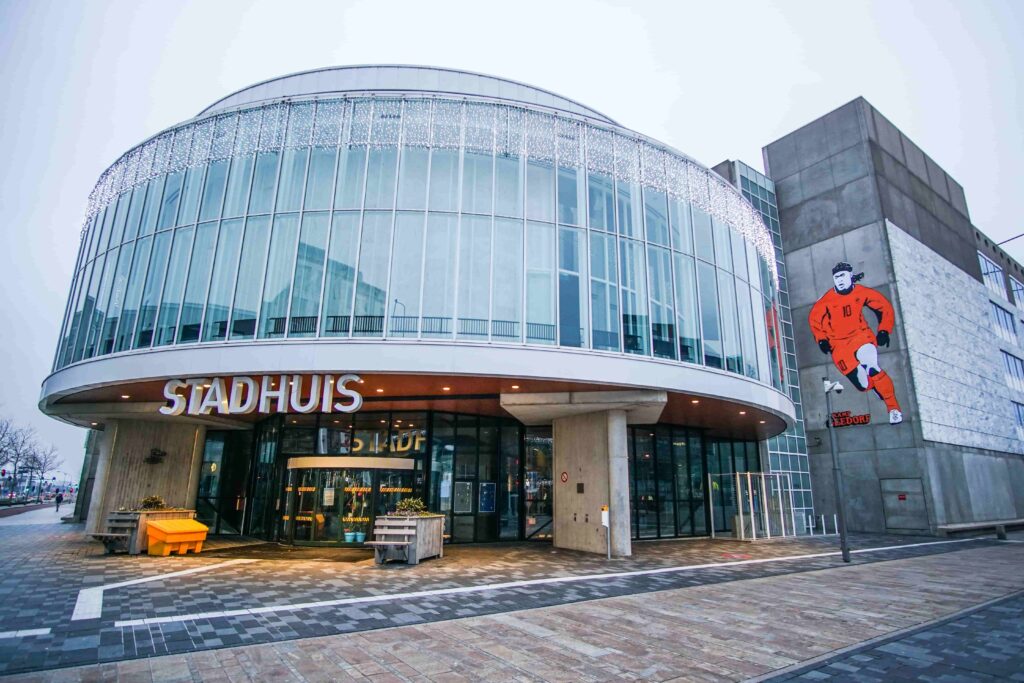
[835,340,870,391]
[856,342,902,419]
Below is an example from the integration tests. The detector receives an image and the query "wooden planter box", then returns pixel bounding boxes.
[367,514,445,565]
[107,509,196,555]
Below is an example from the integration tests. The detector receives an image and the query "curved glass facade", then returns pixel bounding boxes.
[54,96,785,391]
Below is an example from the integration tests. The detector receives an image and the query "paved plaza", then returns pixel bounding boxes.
[0,508,1021,681]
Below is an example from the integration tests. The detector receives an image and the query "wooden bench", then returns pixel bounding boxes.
[364,517,418,565]
[937,518,1024,541]
[92,513,139,554]
[364,515,445,565]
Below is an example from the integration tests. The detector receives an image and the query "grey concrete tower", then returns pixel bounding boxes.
[764,97,1024,534]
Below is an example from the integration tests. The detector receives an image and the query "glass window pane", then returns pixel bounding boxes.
[587,172,615,232]
[177,222,218,343]
[90,207,111,260]
[557,166,584,225]
[84,248,119,358]
[697,261,722,368]
[199,160,229,221]
[672,253,701,364]
[590,231,619,351]
[647,245,675,359]
[114,236,153,353]
[492,218,523,341]
[616,181,642,239]
[230,216,271,340]
[304,147,338,212]
[557,226,588,348]
[99,242,135,356]
[248,151,280,214]
[157,171,183,230]
[731,230,748,280]
[133,231,172,348]
[387,212,425,337]
[525,160,554,222]
[718,269,742,373]
[735,278,759,379]
[669,198,693,254]
[397,146,429,210]
[123,185,146,242]
[203,218,244,341]
[321,212,361,337]
[750,282,771,385]
[335,146,367,210]
[73,254,106,361]
[619,238,649,355]
[139,176,164,237]
[526,221,555,344]
[462,151,493,215]
[457,215,492,339]
[258,214,300,339]
[765,295,785,390]
[178,166,204,227]
[222,154,255,218]
[713,218,733,272]
[421,213,457,338]
[275,148,309,213]
[363,147,397,209]
[108,193,130,249]
[693,206,714,263]
[495,154,523,218]
[428,149,459,212]
[154,226,195,346]
[644,188,669,246]
[288,212,329,337]
[63,263,92,364]
[353,211,392,336]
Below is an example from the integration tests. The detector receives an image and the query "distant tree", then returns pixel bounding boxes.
[5,426,36,492]
[25,444,62,487]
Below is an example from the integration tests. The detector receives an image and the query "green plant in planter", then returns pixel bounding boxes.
[391,497,428,516]
[138,495,167,510]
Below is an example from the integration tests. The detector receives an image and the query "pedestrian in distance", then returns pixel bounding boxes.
[55,491,64,513]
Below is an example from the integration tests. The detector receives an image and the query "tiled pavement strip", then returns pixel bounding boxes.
[0,508,1020,680]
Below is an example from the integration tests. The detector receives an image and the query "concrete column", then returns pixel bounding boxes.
[552,409,632,557]
[184,425,207,510]
[85,421,118,534]
[606,409,631,557]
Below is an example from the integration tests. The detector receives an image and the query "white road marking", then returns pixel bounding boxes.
[0,628,51,639]
[71,559,258,621]
[113,537,986,628]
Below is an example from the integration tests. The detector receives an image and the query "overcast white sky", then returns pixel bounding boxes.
[1,0,1021,478]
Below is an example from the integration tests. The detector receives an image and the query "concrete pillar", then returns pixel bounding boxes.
[85,421,119,534]
[606,409,631,557]
[552,410,632,557]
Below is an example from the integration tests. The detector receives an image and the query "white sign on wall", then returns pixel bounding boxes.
[158,374,363,416]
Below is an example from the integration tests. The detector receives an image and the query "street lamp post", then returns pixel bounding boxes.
[823,377,851,563]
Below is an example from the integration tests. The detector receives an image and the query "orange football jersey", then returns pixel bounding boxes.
[809,285,894,343]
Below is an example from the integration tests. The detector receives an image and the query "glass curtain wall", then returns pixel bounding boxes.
[58,97,781,406]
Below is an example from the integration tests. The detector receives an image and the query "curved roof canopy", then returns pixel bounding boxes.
[199,65,619,125]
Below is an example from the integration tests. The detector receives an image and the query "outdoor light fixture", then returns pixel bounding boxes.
[691,399,700,404]
[511,385,520,390]
[739,411,746,415]
[376,388,383,393]
[442,386,451,391]
[823,377,851,563]
[121,394,130,399]
[144,448,167,465]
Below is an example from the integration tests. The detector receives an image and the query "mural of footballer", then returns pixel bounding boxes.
[809,262,903,425]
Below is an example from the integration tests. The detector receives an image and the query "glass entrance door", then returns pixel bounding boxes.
[282,467,415,545]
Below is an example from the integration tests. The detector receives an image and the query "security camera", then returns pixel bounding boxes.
[822,379,843,394]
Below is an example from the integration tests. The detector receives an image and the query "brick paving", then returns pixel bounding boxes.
[0,512,1019,680]
[768,591,1024,682]
[2,542,1022,682]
